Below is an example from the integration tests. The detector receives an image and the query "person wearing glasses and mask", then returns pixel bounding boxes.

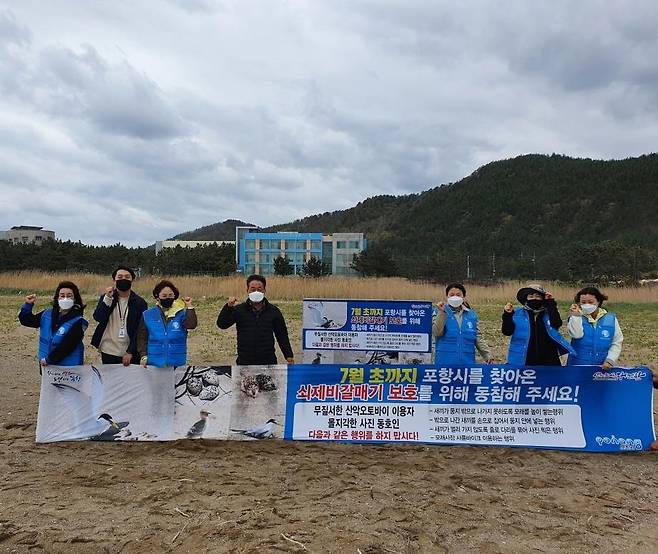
[18,281,89,369]
[136,280,197,368]
[433,283,493,365]
[91,266,148,366]
[217,274,294,365]
[567,286,623,369]
[502,284,574,366]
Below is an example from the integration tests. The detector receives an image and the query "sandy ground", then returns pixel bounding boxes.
[1,306,658,553]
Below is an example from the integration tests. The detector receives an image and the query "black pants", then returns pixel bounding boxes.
[101,352,138,365]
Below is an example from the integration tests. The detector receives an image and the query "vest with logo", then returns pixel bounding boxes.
[435,307,478,365]
[507,307,574,365]
[39,308,88,365]
[568,312,616,365]
[143,307,188,367]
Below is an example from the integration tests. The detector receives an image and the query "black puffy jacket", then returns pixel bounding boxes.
[217,299,293,365]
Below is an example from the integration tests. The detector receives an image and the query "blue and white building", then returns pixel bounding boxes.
[235,226,366,276]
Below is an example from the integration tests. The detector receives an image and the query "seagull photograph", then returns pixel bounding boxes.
[186,409,212,439]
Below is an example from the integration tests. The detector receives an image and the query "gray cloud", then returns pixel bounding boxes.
[1,2,658,246]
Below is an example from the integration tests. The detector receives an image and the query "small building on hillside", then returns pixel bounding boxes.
[1,226,55,245]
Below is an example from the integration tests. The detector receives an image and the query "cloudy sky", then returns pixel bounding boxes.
[1,1,657,246]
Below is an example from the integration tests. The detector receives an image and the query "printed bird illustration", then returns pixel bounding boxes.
[90,413,131,441]
[312,353,323,364]
[307,302,335,328]
[187,409,211,439]
[49,365,106,439]
[230,418,278,439]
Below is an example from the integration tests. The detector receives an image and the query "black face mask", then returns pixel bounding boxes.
[159,298,175,309]
[526,299,544,311]
[115,279,132,292]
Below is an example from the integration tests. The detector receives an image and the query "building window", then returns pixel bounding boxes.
[245,264,256,274]
[310,240,321,250]
[246,253,256,263]
[245,240,255,250]
[336,240,347,249]
[349,240,360,249]
[35,236,43,241]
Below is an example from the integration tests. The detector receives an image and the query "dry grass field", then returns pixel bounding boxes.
[1,272,657,367]
[0,272,657,553]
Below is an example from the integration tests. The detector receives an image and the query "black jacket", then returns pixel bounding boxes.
[91,291,148,356]
[217,299,294,365]
[501,299,563,365]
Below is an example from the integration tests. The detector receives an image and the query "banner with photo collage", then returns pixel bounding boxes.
[36,363,656,452]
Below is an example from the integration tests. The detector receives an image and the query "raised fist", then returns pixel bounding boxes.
[504,303,514,314]
[227,297,237,307]
[25,294,37,304]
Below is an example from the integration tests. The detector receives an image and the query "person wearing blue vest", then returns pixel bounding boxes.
[434,283,493,365]
[18,281,89,369]
[136,280,197,368]
[567,286,623,369]
[502,284,574,366]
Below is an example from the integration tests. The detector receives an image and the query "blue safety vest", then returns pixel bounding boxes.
[507,307,574,365]
[142,307,188,367]
[568,312,617,365]
[435,307,478,365]
[39,308,88,366]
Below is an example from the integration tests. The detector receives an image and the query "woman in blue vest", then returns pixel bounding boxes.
[434,283,493,365]
[136,280,197,368]
[502,284,574,366]
[567,286,623,369]
[18,281,89,369]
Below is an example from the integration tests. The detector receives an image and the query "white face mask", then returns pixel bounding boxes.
[58,298,75,310]
[447,296,464,308]
[248,291,265,303]
[580,303,598,315]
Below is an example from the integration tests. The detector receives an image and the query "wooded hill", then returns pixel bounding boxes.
[263,153,658,281]
[89,153,656,282]
[170,219,254,241]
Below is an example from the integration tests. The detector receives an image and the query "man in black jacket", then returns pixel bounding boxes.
[217,274,294,365]
[91,266,147,365]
